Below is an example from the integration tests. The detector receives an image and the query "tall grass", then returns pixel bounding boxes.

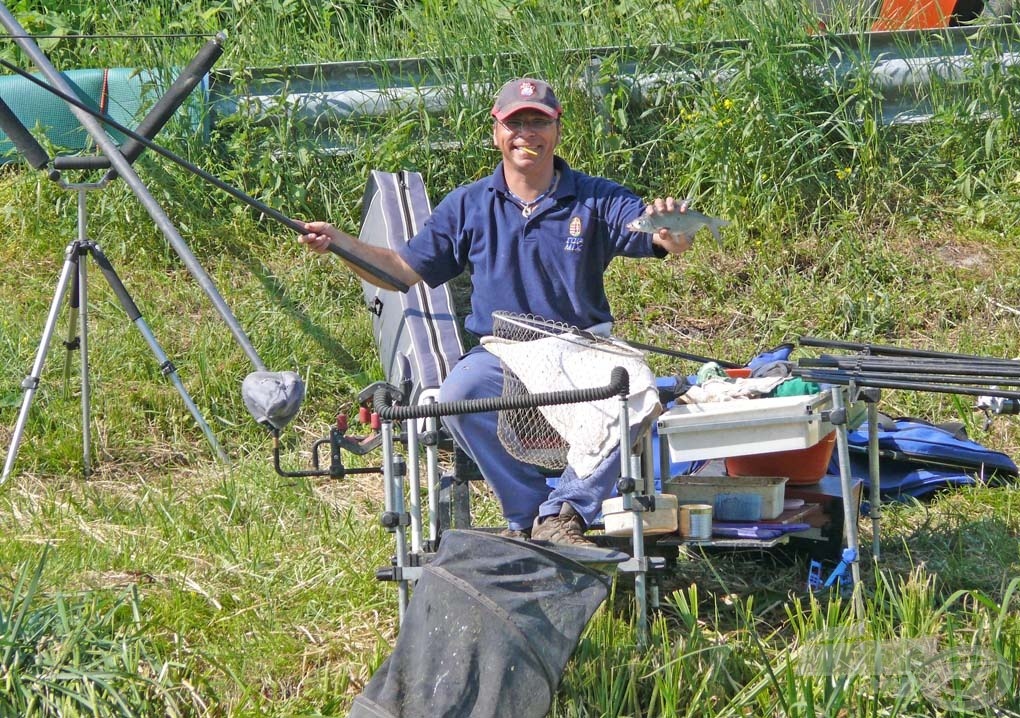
[3,0,1020,714]
[552,572,1020,717]
[0,547,205,716]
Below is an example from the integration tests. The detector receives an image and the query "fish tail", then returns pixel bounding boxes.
[708,217,729,249]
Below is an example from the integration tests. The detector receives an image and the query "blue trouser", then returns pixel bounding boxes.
[439,345,623,532]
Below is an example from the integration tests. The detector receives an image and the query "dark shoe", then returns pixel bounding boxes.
[499,527,532,540]
[531,503,596,548]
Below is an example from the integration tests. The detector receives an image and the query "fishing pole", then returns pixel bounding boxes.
[799,355,1020,379]
[794,368,1020,400]
[0,57,411,293]
[801,369,1020,388]
[799,335,1020,365]
[588,333,741,368]
[0,33,219,39]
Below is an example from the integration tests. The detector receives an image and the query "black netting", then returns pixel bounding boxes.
[492,313,573,469]
[348,530,615,718]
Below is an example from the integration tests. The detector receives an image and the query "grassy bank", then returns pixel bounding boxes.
[2,1,1020,715]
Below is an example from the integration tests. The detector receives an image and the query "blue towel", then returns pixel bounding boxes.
[711,522,812,540]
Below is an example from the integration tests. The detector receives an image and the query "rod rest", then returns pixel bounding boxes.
[372,367,630,421]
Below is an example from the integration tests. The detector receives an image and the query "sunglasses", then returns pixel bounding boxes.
[498,117,558,133]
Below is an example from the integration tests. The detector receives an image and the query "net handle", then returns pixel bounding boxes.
[374,367,630,421]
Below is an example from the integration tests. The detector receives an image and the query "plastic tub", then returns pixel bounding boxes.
[664,475,787,520]
[725,430,836,485]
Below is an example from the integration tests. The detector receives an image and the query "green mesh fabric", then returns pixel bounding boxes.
[0,67,206,164]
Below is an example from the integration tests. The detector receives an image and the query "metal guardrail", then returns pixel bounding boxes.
[207,24,1020,131]
[2,23,1019,162]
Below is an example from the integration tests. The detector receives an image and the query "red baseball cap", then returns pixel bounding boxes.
[491,78,562,121]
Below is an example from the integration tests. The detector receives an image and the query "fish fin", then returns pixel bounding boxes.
[708,217,729,249]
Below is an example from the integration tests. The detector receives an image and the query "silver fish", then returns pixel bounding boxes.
[626,207,729,249]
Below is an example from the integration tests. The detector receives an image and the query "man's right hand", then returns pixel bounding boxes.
[297,220,423,292]
[298,221,341,253]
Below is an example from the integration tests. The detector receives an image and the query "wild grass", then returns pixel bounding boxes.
[2,0,1020,715]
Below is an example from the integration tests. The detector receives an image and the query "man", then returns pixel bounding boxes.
[299,77,694,546]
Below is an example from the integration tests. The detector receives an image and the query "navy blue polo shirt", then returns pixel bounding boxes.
[398,157,663,338]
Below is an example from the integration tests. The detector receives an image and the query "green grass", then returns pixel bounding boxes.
[3,0,1020,715]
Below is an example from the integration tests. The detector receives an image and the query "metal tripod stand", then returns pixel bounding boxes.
[2,180,228,483]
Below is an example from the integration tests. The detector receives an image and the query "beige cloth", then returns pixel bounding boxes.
[679,375,788,404]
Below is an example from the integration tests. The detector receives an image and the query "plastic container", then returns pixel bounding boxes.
[725,430,836,485]
[602,494,678,537]
[663,475,788,520]
[724,367,752,378]
[656,392,835,462]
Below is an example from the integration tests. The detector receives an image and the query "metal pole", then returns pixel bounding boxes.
[0,5,267,372]
[380,420,409,622]
[406,419,422,554]
[831,387,864,619]
[88,242,229,463]
[426,414,441,546]
[618,393,650,648]
[1,244,78,484]
[76,198,92,476]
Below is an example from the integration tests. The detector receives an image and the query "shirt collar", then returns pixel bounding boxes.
[489,156,574,200]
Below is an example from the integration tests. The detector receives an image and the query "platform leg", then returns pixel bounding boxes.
[831,387,864,618]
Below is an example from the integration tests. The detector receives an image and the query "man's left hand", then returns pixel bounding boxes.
[650,197,694,255]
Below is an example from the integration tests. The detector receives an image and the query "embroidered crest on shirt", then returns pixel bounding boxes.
[565,216,583,252]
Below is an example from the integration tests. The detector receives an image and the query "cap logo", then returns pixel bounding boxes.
[519,81,537,97]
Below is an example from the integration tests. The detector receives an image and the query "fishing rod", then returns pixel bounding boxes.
[794,368,1020,400]
[628,339,741,368]
[799,355,1020,379]
[577,331,741,368]
[0,33,219,39]
[0,57,411,293]
[801,368,1020,388]
[799,335,1020,365]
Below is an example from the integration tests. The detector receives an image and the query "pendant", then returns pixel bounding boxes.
[522,205,534,218]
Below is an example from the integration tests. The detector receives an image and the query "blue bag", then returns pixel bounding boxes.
[827,415,1018,501]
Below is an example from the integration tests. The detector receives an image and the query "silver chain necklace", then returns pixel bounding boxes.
[507,171,560,218]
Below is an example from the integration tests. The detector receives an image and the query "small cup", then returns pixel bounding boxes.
[679,503,713,540]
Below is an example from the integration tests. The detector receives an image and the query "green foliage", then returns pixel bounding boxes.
[4,0,1020,715]
[0,547,204,716]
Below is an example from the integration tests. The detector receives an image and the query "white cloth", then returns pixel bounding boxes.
[481,333,659,477]
[679,375,789,404]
